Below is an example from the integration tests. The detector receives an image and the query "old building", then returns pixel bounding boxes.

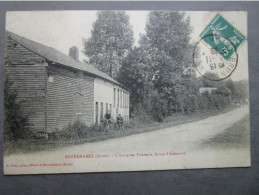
[199,87,217,94]
[4,31,130,133]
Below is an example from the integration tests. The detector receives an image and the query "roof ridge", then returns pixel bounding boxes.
[6,31,124,88]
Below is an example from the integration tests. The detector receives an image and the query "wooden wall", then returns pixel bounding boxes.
[46,64,95,131]
[5,36,119,132]
[5,37,47,132]
[5,65,47,132]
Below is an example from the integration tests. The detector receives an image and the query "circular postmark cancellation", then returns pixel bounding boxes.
[193,34,238,81]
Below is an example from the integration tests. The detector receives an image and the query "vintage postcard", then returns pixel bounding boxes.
[3,11,250,175]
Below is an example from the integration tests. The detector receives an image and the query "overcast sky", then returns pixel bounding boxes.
[6,11,248,81]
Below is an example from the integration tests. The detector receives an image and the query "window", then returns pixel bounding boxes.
[126,92,127,108]
[128,94,130,108]
[123,91,125,108]
[113,88,116,107]
[106,103,108,113]
[128,93,129,108]
[120,90,122,108]
[117,89,119,107]
[125,92,127,108]
[100,102,103,120]
[127,93,129,108]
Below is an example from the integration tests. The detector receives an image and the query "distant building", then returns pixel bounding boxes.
[5,31,130,133]
[199,87,217,94]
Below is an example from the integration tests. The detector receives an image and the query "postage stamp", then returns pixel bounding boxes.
[193,13,247,81]
[200,13,246,60]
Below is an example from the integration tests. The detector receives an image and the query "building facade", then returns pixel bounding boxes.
[94,77,130,125]
[4,31,130,133]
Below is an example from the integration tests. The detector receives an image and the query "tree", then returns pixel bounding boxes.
[233,80,249,104]
[83,11,134,78]
[226,78,235,91]
[117,47,154,117]
[4,78,30,141]
[139,11,194,117]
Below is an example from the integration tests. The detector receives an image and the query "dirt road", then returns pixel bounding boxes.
[4,106,250,174]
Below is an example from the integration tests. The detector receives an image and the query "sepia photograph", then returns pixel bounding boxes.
[3,10,250,175]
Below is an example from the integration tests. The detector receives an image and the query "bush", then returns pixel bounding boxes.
[48,120,103,140]
[131,103,153,123]
[62,119,89,138]
[4,78,31,141]
[197,90,231,111]
[211,94,231,110]
[152,97,168,122]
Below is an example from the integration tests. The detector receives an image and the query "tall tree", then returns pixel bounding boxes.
[117,47,154,115]
[83,11,134,78]
[139,11,194,116]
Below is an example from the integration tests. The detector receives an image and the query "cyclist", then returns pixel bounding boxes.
[104,110,111,130]
[116,114,124,130]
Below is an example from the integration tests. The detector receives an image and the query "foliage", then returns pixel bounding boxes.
[62,119,89,138]
[4,78,30,141]
[83,10,248,123]
[212,94,231,110]
[118,11,247,121]
[83,11,134,78]
[226,79,249,104]
[138,11,194,120]
[117,47,154,114]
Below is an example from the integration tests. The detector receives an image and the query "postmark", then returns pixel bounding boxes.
[193,34,238,81]
[193,13,245,81]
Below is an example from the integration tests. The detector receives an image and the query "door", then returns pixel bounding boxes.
[100,102,103,121]
[95,102,98,124]
[74,93,83,120]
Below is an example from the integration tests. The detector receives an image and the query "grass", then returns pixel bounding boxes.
[200,115,250,150]
[4,105,242,155]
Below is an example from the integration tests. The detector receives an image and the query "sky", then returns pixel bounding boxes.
[5,11,248,81]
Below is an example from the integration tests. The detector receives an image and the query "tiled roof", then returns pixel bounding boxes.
[6,31,122,87]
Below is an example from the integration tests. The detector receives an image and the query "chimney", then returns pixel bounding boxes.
[69,46,79,61]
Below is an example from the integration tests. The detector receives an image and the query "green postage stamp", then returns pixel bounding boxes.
[200,13,246,60]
